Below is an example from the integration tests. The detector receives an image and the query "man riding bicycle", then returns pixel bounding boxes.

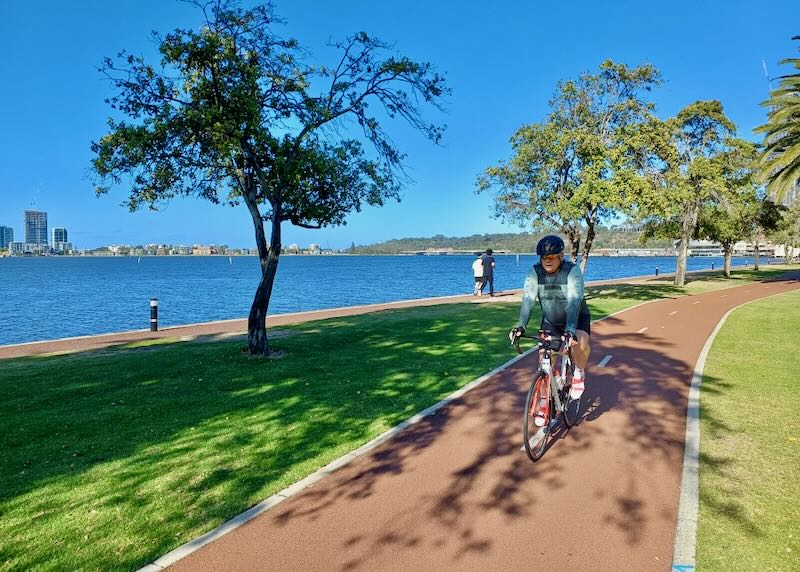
[509,235,592,400]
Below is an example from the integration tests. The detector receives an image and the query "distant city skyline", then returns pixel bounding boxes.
[2,1,799,249]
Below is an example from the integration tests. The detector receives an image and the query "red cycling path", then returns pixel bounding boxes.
[156,272,800,572]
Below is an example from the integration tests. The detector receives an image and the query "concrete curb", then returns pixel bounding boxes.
[135,302,648,571]
[670,289,796,571]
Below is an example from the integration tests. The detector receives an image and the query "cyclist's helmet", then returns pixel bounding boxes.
[536,235,565,256]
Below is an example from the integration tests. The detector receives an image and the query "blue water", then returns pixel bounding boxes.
[0,254,756,345]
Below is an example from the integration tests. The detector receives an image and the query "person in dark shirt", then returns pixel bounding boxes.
[480,248,496,296]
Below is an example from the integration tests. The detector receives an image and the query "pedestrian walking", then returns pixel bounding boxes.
[471,253,484,295]
[480,248,496,296]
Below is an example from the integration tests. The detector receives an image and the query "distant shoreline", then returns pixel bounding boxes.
[1,252,768,259]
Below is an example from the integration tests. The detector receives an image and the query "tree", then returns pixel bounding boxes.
[697,139,759,277]
[638,101,736,286]
[91,1,448,355]
[770,200,800,262]
[756,36,800,203]
[476,60,661,272]
[751,196,786,270]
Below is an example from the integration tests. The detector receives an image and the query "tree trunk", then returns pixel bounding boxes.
[563,223,581,261]
[753,240,760,271]
[580,212,597,274]
[675,204,698,287]
[244,193,281,356]
[723,242,732,278]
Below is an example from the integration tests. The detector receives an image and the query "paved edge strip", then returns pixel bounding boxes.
[136,301,655,571]
[670,289,796,571]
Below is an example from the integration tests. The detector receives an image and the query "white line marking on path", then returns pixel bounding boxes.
[693,301,701,305]
[720,295,728,298]
[598,354,613,367]
[745,290,752,293]
[637,327,648,333]
[670,311,679,315]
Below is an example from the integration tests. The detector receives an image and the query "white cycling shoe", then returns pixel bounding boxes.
[569,372,585,400]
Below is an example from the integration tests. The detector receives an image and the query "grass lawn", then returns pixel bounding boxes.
[0,265,796,571]
[697,288,800,571]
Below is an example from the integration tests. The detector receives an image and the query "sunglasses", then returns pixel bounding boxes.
[541,254,561,262]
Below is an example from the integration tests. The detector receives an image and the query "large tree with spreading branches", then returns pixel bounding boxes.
[91,1,448,355]
[476,60,661,272]
[638,101,736,286]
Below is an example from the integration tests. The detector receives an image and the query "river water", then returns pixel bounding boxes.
[0,254,755,345]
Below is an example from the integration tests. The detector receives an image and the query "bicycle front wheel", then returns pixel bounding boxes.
[523,373,549,462]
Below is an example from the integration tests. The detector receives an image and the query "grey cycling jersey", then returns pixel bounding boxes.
[517,260,589,334]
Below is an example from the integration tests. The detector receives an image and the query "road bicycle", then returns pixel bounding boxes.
[513,330,581,462]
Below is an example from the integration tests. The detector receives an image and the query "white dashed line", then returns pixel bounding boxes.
[598,354,613,367]
[692,301,701,305]
[720,295,728,298]
[637,327,648,334]
[670,311,679,316]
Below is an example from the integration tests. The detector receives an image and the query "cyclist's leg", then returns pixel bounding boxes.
[568,314,591,398]
[572,329,591,369]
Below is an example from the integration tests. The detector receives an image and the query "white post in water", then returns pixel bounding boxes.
[516,254,519,266]
[150,298,158,331]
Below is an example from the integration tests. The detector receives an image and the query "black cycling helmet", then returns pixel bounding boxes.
[536,235,565,256]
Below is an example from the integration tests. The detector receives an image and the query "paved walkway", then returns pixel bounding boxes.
[156,273,799,571]
[0,292,519,360]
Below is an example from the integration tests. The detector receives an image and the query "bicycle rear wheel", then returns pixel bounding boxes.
[523,373,549,461]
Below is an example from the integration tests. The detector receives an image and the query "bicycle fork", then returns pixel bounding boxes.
[534,354,567,419]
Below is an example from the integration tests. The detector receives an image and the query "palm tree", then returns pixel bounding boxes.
[756,36,800,203]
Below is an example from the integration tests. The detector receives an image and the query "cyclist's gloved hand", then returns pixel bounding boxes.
[509,326,525,344]
[562,331,577,347]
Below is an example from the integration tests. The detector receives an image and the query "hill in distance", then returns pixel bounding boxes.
[350,227,672,254]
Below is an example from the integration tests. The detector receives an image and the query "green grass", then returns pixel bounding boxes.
[0,266,796,571]
[697,289,800,571]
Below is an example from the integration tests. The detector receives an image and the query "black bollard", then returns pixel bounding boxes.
[655,266,659,276]
[712,262,715,270]
[150,298,158,331]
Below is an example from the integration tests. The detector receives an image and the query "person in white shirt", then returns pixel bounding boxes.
[471,253,484,296]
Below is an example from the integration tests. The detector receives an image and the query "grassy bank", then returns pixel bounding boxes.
[697,288,800,571]
[0,266,795,571]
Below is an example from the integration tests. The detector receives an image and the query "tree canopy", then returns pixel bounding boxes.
[476,60,661,272]
[637,100,737,285]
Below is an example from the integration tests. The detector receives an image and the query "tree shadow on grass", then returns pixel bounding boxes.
[586,283,683,303]
[247,324,725,569]
[1,295,770,570]
[695,375,764,540]
[0,302,525,570]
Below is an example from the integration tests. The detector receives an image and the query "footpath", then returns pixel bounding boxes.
[148,272,799,571]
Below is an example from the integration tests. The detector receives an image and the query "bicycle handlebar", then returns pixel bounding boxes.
[512,331,571,355]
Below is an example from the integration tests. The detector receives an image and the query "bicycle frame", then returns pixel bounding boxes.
[515,331,573,410]
[536,339,572,416]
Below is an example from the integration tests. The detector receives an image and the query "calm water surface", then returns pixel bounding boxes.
[0,254,754,345]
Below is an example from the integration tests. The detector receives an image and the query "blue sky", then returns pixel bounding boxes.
[1,0,798,249]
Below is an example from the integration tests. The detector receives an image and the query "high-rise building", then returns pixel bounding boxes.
[0,226,13,249]
[52,227,68,245]
[24,210,48,245]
